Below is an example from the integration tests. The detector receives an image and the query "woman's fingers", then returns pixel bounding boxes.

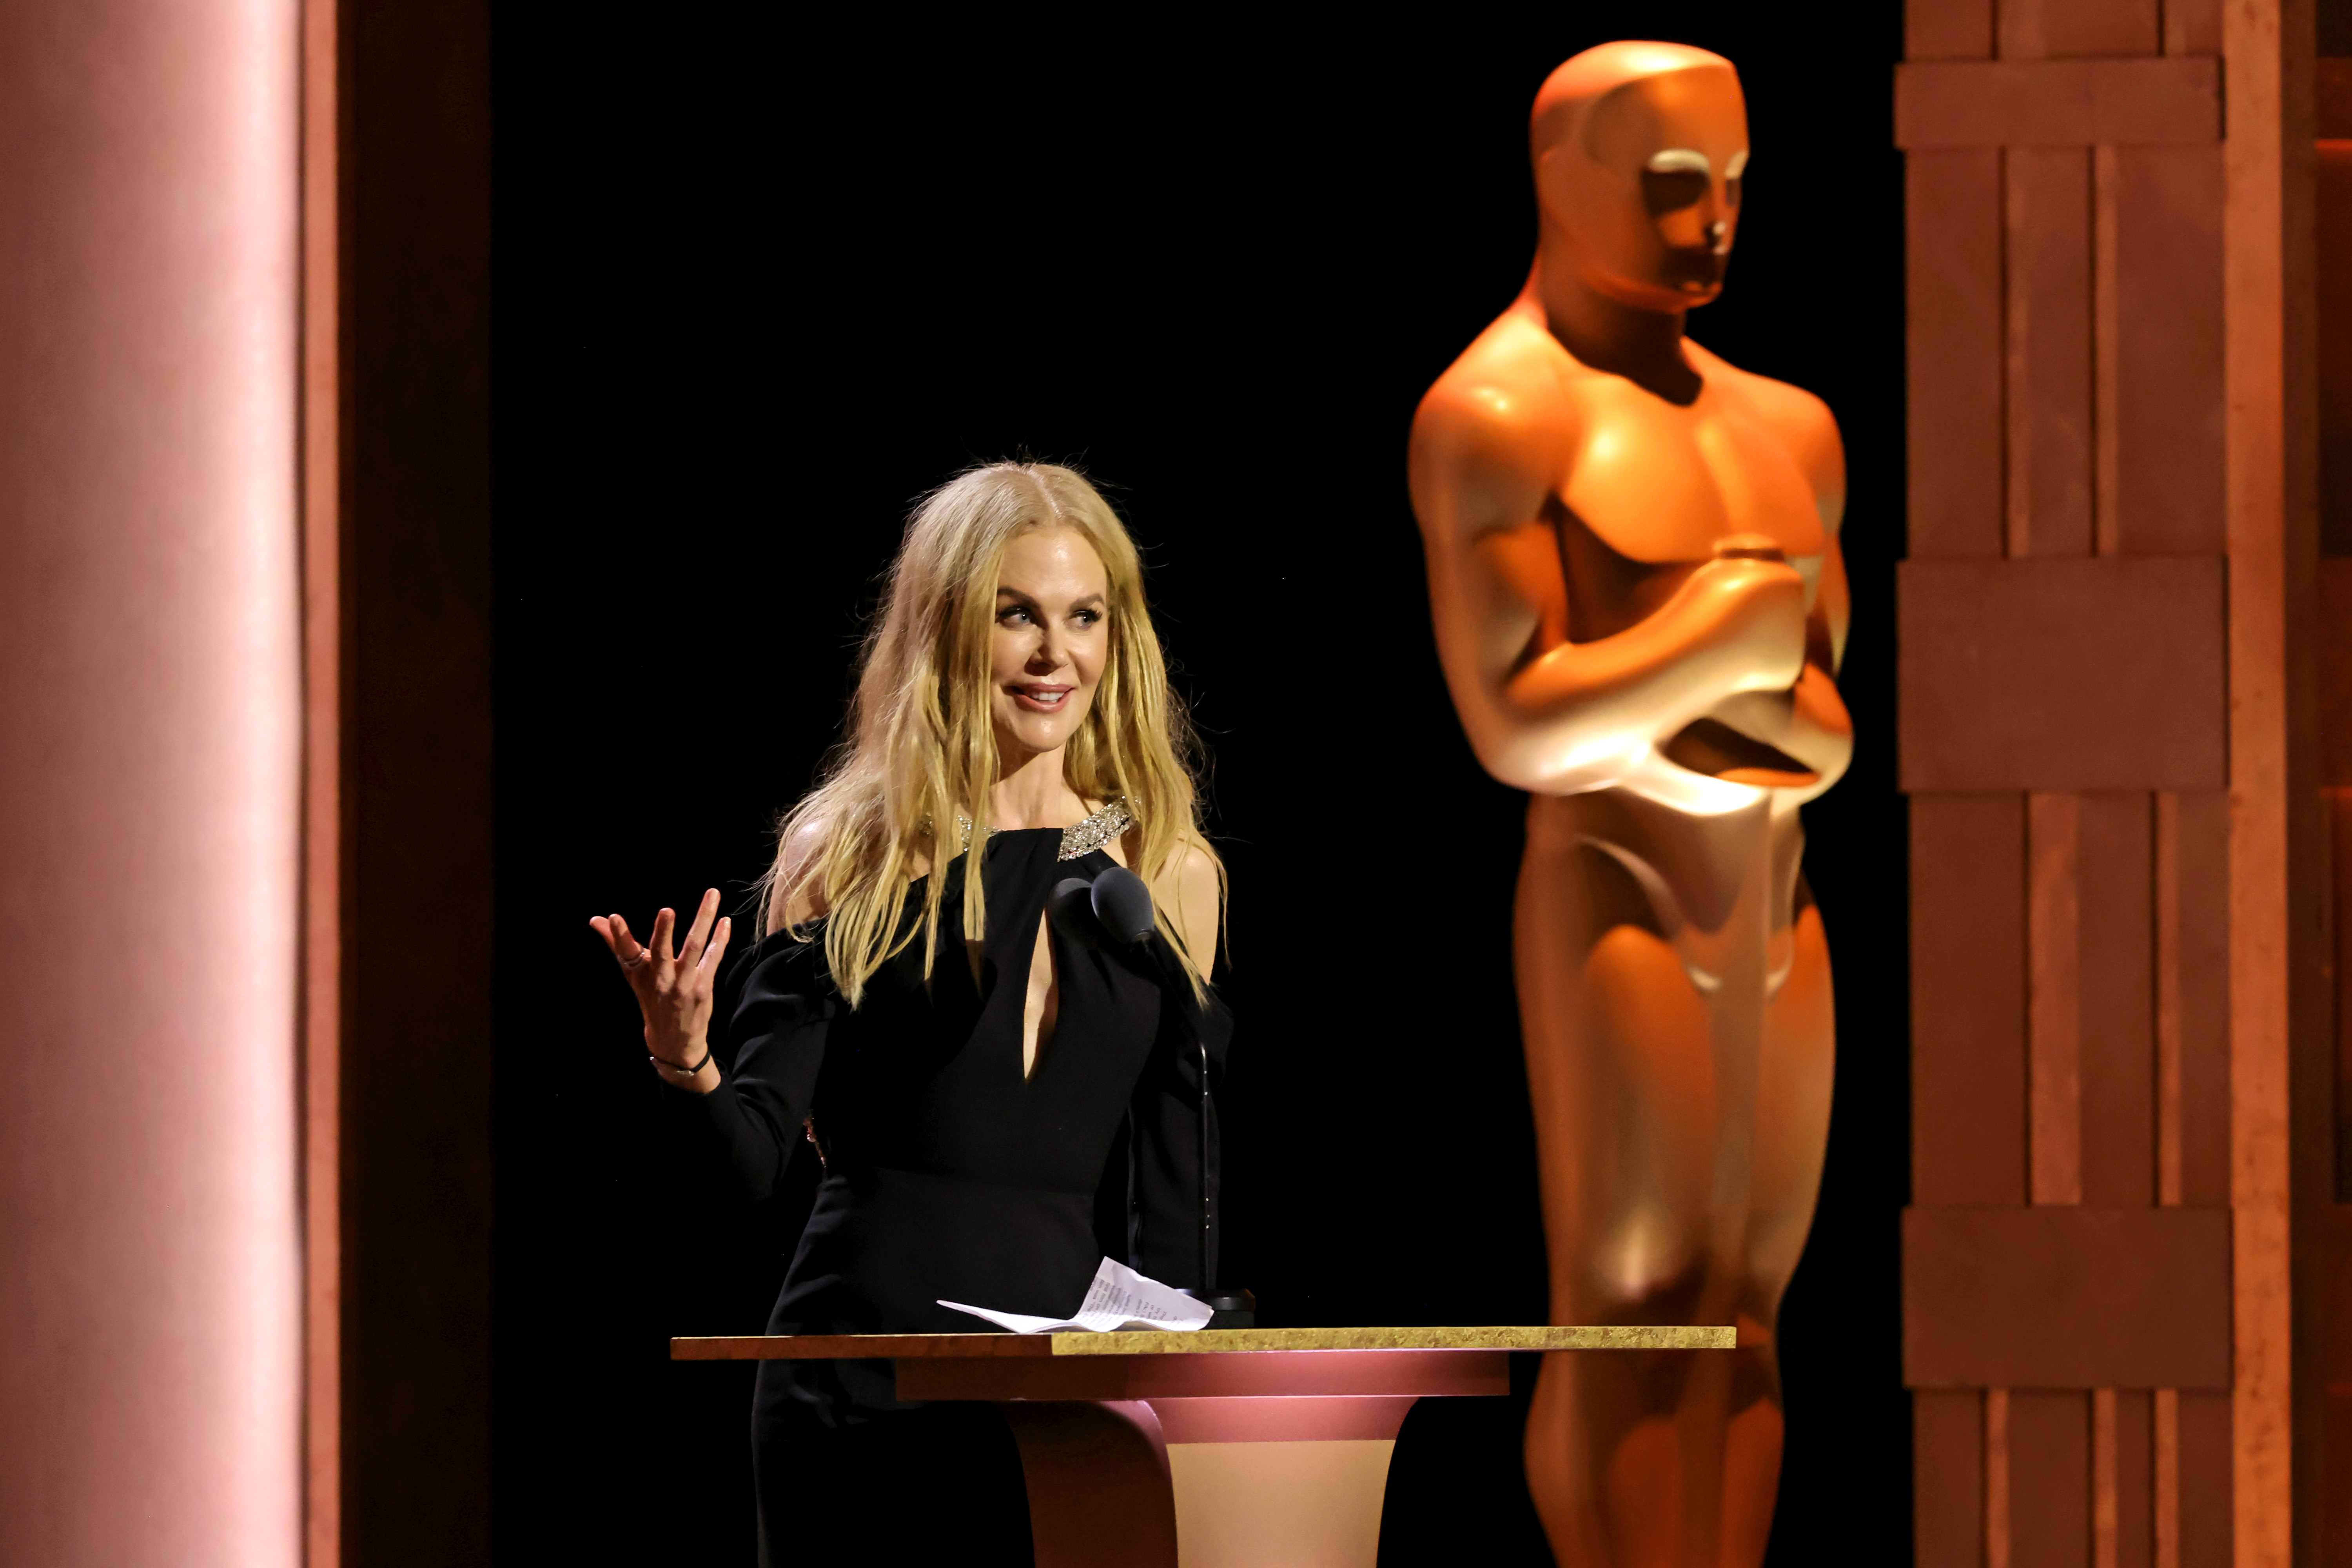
[697,916,733,982]
[646,906,677,965]
[590,913,646,969]
[679,889,721,967]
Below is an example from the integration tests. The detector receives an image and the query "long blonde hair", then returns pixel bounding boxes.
[760,462,1220,1006]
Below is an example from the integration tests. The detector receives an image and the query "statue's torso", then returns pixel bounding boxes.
[1425,309,1848,939]
[1551,365,1828,645]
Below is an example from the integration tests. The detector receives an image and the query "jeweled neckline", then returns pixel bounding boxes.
[955,797,1133,861]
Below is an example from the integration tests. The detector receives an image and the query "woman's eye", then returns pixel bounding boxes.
[997,606,1033,626]
[1073,609,1102,627]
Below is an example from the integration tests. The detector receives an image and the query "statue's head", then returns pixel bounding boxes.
[1531,41,1748,312]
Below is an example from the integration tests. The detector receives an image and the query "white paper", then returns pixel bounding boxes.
[939,1257,1214,1334]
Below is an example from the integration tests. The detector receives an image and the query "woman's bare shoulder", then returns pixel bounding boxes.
[773,816,833,931]
[1162,832,1223,978]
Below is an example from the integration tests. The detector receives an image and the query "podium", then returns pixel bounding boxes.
[673,1324,1731,1568]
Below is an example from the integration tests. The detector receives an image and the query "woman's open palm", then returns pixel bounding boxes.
[590,888,732,1083]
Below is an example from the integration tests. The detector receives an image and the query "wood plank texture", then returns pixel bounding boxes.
[2077,793,2154,1208]
[1911,795,2030,1205]
[2012,1392,2091,1568]
[2167,792,2231,1207]
[1902,1207,2233,1388]
[2100,1387,2122,1568]
[1908,0,1996,60]
[2029,793,2085,1205]
[2007,147,2096,557]
[2156,1387,2180,1568]
[2174,1391,2229,1566]
[2220,2,2305,1558]
[2116,1388,2154,1568]
[1996,0,2047,58]
[1910,150,2008,559]
[2114,146,2227,555]
[2154,794,2184,1206]
[1898,558,2229,791]
[1917,1391,1988,1568]
[2040,0,2157,56]
[1896,58,2222,148]
[2160,0,2221,55]
[1900,16,2253,1568]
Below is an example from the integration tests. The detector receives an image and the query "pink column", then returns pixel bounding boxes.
[0,4,303,1566]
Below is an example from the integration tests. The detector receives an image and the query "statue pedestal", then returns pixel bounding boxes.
[675,1324,1731,1568]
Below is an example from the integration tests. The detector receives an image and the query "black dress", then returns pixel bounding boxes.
[666,824,1229,1565]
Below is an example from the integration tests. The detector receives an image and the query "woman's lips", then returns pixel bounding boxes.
[1010,684,1074,712]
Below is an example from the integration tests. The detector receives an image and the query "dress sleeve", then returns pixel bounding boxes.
[1123,974,1232,1290]
[662,933,834,1203]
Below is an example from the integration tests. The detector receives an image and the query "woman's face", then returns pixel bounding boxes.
[989,526,1110,761]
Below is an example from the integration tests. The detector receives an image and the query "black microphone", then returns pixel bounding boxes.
[1087,864,1156,945]
[1057,864,1253,1329]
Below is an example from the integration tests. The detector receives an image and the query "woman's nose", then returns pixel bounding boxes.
[1029,628,1066,669]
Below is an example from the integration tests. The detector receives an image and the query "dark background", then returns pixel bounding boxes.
[488,11,1910,1563]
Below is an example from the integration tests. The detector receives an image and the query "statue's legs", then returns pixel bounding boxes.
[1515,823,1832,1567]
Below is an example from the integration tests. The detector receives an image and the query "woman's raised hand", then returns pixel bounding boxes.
[590,888,732,1094]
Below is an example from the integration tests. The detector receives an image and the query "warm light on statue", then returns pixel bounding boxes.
[1409,41,1850,1566]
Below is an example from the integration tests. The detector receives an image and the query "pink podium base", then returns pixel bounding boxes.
[675,1326,1731,1568]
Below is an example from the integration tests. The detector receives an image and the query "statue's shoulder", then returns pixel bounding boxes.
[1688,339,1846,524]
[1689,340,1842,464]
[1412,309,1580,485]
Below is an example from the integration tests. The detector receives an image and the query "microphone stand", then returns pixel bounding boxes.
[1186,974,1253,1330]
[1074,866,1253,1328]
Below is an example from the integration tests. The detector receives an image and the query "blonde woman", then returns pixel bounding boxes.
[591,463,1226,1563]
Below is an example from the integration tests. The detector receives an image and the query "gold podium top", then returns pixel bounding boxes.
[670,1324,1735,1361]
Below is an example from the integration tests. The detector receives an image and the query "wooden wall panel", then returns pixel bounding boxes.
[1898,559,2228,792]
[1903,1207,2233,1388]
[2039,0,2159,58]
[2114,1388,2152,1568]
[1909,151,2008,559]
[1916,1391,1987,1568]
[2011,1392,2091,1568]
[2029,792,2085,1204]
[1911,795,2030,1206]
[2162,0,2221,56]
[1909,0,1996,60]
[1902,10,2265,1564]
[2113,147,2226,555]
[2008,147,2096,557]
[2169,791,2231,1207]
[1896,58,2223,148]
[2174,1392,2230,1566]
[2077,794,2153,1207]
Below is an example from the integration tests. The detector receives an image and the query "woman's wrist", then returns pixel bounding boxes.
[650,1042,717,1092]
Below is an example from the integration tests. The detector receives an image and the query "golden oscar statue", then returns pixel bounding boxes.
[1409,42,1851,1566]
